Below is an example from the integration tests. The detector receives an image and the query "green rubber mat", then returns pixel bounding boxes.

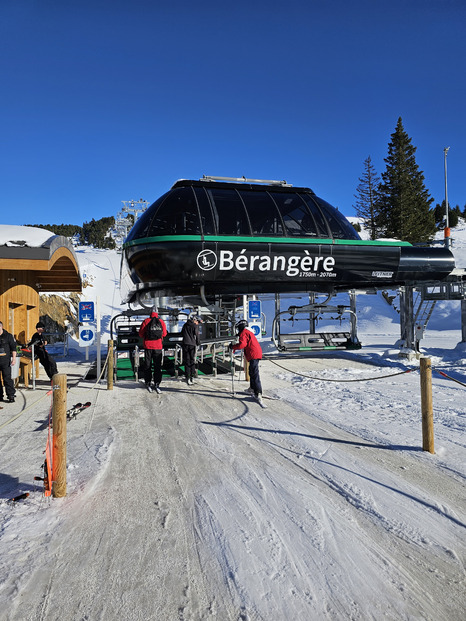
[116,356,178,379]
[116,358,135,379]
[116,354,229,380]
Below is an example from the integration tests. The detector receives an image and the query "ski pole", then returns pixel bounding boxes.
[231,348,235,396]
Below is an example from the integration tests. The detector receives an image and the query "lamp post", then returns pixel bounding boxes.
[444,147,450,248]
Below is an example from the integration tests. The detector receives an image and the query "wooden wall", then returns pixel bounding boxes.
[0,272,39,345]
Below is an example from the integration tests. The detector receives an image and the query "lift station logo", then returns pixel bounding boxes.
[197,248,336,278]
[197,249,218,270]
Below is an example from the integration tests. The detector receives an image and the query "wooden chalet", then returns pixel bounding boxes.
[0,226,82,346]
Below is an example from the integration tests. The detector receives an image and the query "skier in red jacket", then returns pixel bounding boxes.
[138,308,167,393]
[231,320,263,404]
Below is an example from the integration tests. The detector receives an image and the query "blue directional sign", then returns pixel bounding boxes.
[248,300,262,320]
[80,329,94,341]
[79,326,95,347]
[79,302,95,322]
[79,301,95,323]
[249,322,261,337]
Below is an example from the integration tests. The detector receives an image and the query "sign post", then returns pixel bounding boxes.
[248,299,262,339]
[248,323,262,338]
[248,300,262,320]
[78,301,95,323]
[79,326,95,347]
[79,301,95,362]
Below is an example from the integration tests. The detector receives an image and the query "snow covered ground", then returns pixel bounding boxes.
[0,225,465,620]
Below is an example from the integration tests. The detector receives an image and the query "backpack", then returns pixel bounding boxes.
[145,317,163,340]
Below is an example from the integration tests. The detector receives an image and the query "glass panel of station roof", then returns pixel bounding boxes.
[300,194,331,238]
[314,197,361,240]
[239,190,284,236]
[193,187,216,235]
[146,187,201,236]
[207,189,251,235]
[270,192,319,237]
[125,192,170,241]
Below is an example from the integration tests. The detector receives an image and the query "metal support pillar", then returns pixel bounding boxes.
[461,299,466,343]
[308,293,316,334]
[275,293,280,321]
[349,290,358,343]
[399,286,415,352]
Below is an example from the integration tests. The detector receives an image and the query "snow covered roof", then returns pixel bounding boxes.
[0,225,82,292]
[0,225,57,248]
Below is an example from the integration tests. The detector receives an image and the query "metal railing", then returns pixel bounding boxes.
[40,332,70,357]
[115,337,237,383]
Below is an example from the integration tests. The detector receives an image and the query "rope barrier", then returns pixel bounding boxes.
[0,352,110,431]
[75,351,109,390]
[433,368,466,388]
[0,389,52,431]
[264,356,413,383]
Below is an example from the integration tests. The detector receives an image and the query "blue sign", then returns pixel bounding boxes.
[80,329,94,341]
[248,300,262,320]
[79,326,95,347]
[79,301,95,323]
[249,323,261,337]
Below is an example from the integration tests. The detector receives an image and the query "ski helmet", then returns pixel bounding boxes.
[235,320,248,334]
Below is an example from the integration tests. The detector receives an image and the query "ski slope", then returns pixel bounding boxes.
[0,225,465,620]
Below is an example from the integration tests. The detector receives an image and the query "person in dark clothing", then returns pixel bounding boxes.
[181,315,201,385]
[231,320,264,404]
[138,308,168,393]
[0,321,17,402]
[28,322,58,381]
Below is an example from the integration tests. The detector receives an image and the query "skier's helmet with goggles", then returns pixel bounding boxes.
[235,320,248,334]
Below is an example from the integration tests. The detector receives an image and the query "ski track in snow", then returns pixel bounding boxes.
[2,361,465,620]
[188,372,465,620]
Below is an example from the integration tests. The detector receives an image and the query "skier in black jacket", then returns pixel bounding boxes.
[28,322,58,380]
[0,321,17,402]
[181,315,201,385]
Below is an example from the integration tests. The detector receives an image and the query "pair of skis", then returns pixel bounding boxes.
[67,401,91,420]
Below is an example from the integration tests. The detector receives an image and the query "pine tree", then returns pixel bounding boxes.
[434,201,446,227]
[26,223,83,237]
[450,206,460,229]
[80,216,116,248]
[434,200,460,229]
[353,156,380,240]
[376,117,436,243]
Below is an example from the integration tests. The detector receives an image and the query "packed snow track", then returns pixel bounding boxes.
[0,352,465,620]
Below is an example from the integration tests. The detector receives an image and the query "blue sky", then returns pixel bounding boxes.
[1,0,465,226]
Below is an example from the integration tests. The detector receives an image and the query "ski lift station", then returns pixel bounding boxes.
[113,176,466,379]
